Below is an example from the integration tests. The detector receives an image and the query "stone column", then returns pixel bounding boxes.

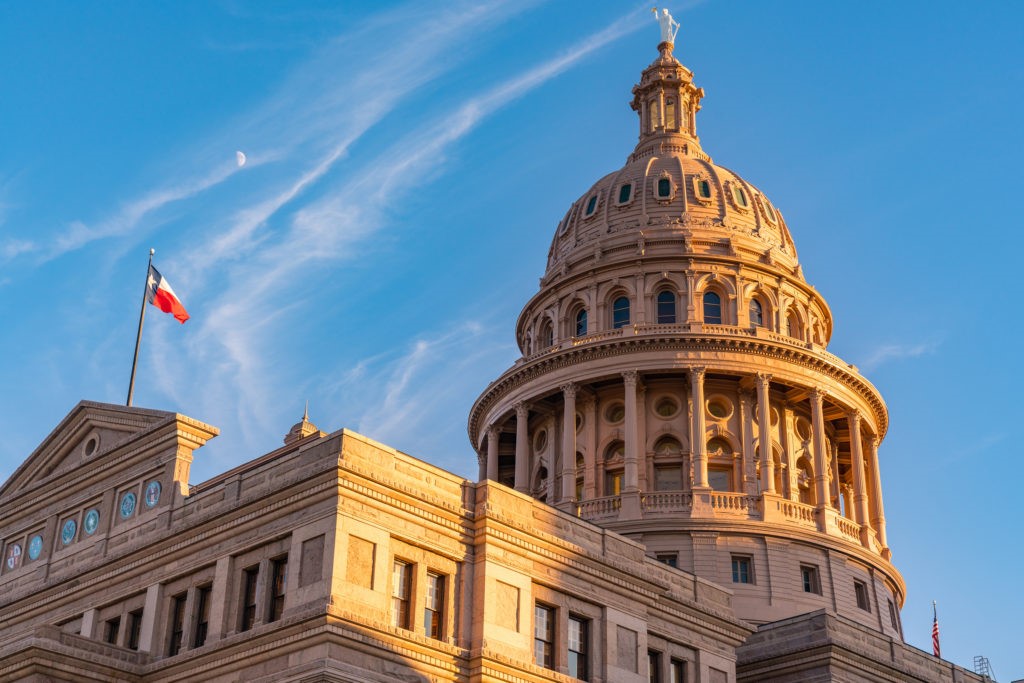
[561,384,578,502]
[868,436,889,554]
[582,397,597,499]
[691,367,708,487]
[623,371,640,492]
[848,411,869,540]
[756,373,775,494]
[486,425,500,482]
[738,389,754,493]
[514,402,529,493]
[809,388,829,529]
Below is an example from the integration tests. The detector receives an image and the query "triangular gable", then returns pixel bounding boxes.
[0,401,180,502]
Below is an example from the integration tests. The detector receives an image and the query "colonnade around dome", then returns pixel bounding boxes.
[476,364,889,561]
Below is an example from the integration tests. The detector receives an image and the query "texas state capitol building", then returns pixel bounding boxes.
[0,24,984,683]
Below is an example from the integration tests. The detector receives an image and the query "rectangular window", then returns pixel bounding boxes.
[193,584,212,647]
[534,603,555,669]
[424,572,445,639]
[801,564,821,595]
[656,553,678,568]
[103,616,120,645]
[648,649,662,683]
[654,466,682,491]
[392,560,413,629]
[605,470,623,496]
[854,580,870,612]
[888,599,900,633]
[241,566,259,631]
[731,555,753,584]
[568,615,590,681]
[168,593,187,656]
[268,556,287,622]
[708,469,730,492]
[127,610,143,650]
[670,658,687,683]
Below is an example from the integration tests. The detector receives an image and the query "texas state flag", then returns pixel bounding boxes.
[146,265,190,323]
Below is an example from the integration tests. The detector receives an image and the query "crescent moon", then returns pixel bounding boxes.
[236,151,247,167]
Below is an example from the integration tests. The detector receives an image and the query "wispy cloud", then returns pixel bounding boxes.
[859,339,941,371]
[157,4,645,454]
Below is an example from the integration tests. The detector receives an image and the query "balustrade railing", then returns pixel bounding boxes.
[778,499,817,525]
[577,495,621,520]
[835,515,861,542]
[641,491,693,513]
[709,491,760,515]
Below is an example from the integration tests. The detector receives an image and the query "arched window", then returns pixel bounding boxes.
[585,195,598,216]
[703,291,722,325]
[665,97,677,131]
[618,183,632,204]
[657,177,672,198]
[656,290,676,324]
[612,297,630,329]
[786,311,800,340]
[575,308,588,337]
[707,438,735,492]
[538,319,553,348]
[749,299,764,327]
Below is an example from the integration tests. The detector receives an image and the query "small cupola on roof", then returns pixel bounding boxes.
[630,37,708,163]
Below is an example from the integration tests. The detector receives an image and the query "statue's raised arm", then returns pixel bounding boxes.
[652,7,681,45]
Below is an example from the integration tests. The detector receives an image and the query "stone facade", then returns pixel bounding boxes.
[0,402,750,682]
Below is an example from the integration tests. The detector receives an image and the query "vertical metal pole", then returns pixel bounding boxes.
[126,249,155,406]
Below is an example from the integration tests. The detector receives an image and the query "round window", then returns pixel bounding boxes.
[575,412,584,433]
[605,402,625,424]
[83,509,100,535]
[795,417,811,441]
[706,397,733,420]
[120,492,137,520]
[60,519,77,546]
[83,436,98,457]
[27,535,43,561]
[534,429,548,453]
[654,396,679,418]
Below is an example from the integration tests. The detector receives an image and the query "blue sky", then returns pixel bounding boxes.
[1,1,1022,677]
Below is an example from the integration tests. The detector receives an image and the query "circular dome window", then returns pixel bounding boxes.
[654,396,679,418]
[534,429,548,452]
[605,402,626,424]
[83,435,99,458]
[795,417,811,441]
[706,397,733,420]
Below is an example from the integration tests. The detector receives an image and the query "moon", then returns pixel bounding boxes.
[236,151,247,167]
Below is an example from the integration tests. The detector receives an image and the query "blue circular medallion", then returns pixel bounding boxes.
[84,509,100,535]
[120,492,137,519]
[144,480,161,508]
[28,535,43,561]
[61,519,77,545]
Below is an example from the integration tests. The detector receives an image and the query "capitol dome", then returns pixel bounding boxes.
[469,36,905,636]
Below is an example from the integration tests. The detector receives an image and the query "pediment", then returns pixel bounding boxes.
[0,401,180,502]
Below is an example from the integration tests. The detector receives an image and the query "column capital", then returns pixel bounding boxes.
[809,386,827,403]
[622,370,639,386]
[514,402,530,419]
[755,372,772,387]
[847,408,862,426]
[690,366,706,381]
[560,382,579,399]
[487,424,500,438]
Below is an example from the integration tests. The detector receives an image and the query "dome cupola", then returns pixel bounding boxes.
[469,14,904,636]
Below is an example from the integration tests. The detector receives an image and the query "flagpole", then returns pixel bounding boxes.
[126,249,155,407]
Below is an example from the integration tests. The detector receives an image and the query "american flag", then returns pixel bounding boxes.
[931,602,941,658]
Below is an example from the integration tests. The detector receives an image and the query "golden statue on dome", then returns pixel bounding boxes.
[652,7,680,45]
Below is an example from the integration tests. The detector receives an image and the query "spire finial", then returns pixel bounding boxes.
[303,399,309,421]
